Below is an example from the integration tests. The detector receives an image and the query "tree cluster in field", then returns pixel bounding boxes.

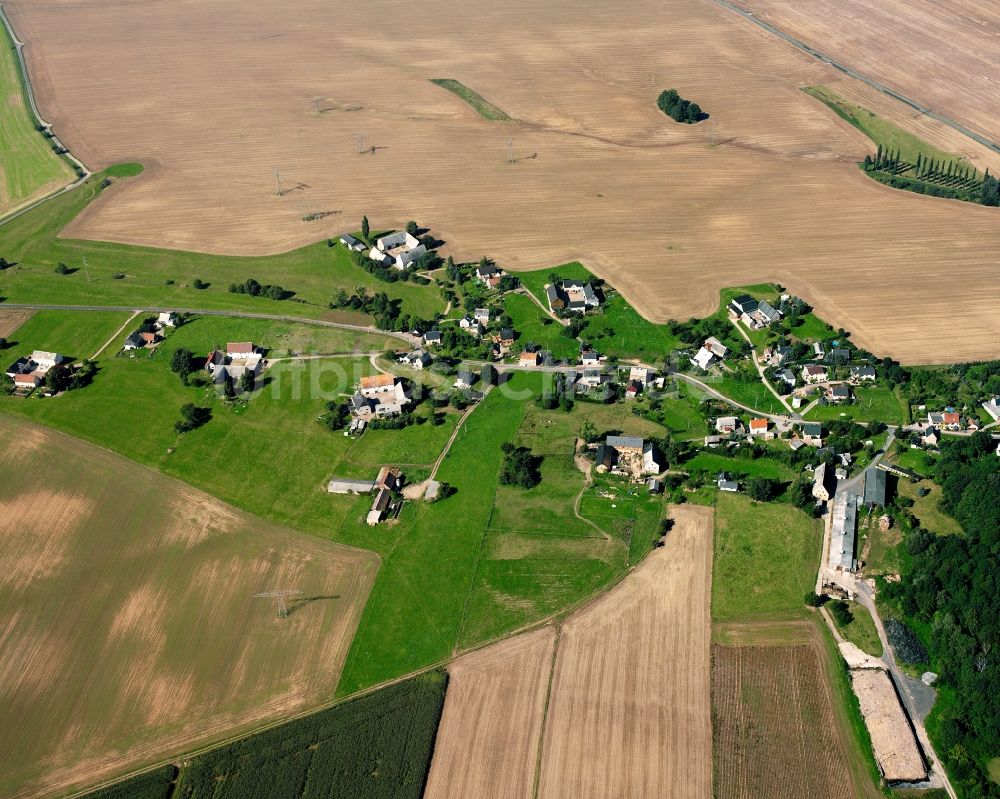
[828,600,854,626]
[666,316,742,354]
[745,476,780,502]
[880,433,1000,796]
[902,359,1000,409]
[863,145,1000,206]
[656,89,708,124]
[537,373,576,412]
[499,442,542,489]
[97,673,446,799]
[228,278,292,300]
[175,403,211,433]
[329,288,402,331]
[29,361,98,394]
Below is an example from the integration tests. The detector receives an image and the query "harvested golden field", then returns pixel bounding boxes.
[424,626,556,799]
[0,309,31,338]
[536,504,714,799]
[7,0,1000,363]
[735,0,1000,147]
[0,415,378,799]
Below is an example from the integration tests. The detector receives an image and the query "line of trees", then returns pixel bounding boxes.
[656,89,708,124]
[228,277,292,300]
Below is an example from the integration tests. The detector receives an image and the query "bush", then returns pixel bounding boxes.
[175,403,211,433]
[829,600,854,626]
[499,442,541,489]
[656,88,708,124]
[54,262,71,274]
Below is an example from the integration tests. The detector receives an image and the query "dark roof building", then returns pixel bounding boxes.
[863,468,888,508]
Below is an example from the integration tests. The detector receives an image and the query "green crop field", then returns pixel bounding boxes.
[0,168,443,321]
[81,673,446,799]
[429,79,512,122]
[684,451,795,482]
[0,21,75,216]
[0,414,377,799]
[712,492,821,622]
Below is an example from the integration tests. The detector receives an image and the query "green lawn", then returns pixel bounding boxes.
[831,601,883,658]
[712,492,821,622]
[657,389,710,439]
[711,373,787,415]
[516,262,679,362]
[0,21,75,215]
[0,169,443,320]
[897,478,963,537]
[503,292,578,361]
[684,451,794,482]
[786,311,833,343]
[429,79,513,122]
[805,385,908,425]
[5,309,131,361]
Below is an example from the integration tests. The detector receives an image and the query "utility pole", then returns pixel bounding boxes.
[274,169,282,197]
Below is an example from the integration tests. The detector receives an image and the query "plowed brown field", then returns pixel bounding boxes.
[536,504,714,799]
[0,415,378,799]
[423,626,556,799]
[734,0,1000,147]
[6,0,1000,363]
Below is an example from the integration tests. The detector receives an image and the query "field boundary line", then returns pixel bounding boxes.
[0,3,91,226]
[531,625,561,799]
[90,309,139,359]
[711,0,1000,156]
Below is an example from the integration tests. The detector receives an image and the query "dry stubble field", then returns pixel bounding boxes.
[735,0,1000,147]
[0,415,378,799]
[423,626,556,799]
[6,0,1000,363]
[0,309,32,338]
[536,504,714,799]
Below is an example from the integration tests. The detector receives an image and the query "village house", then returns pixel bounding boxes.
[802,422,824,446]
[763,344,792,367]
[802,364,829,384]
[776,368,797,390]
[715,416,742,434]
[828,384,852,403]
[367,467,404,526]
[493,327,515,357]
[6,351,65,391]
[545,279,600,314]
[369,231,427,270]
[922,426,940,447]
[748,418,770,437]
[691,336,729,371]
[982,396,1000,422]
[717,473,739,492]
[454,369,477,390]
[850,365,876,382]
[12,371,41,390]
[30,351,63,372]
[423,330,442,347]
[728,294,782,329]
[580,349,600,367]
[628,365,655,386]
[459,315,482,336]
[595,435,660,477]
[338,233,366,252]
[123,330,161,350]
[577,369,610,390]
[813,342,826,360]
[475,263,505,288]
[474,307,490,326]
[519,350,540,368]
[812,461,835,503]
[624,380,642,399]
[704,434,724,448]
[351,373,411,419]
[399,350,433,370]
[205,342,264,385]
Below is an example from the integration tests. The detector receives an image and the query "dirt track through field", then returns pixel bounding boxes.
[6,0,1000,363]
[0,309,32,338]
[423,626,556,799]
[0,415,378,799]
[536,504,713,798]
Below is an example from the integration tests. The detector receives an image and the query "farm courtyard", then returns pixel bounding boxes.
[5,0,1000,362]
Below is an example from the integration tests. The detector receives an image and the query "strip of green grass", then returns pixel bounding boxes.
[0,168,443,320]
[684,451,794,482]
[805,385,908,425]
[0,19,75,215]
[831,601,883,658]
[430,79,512,122]
[6,309,131,361]
[712,492,821,622]
[503,292,578,361]
[802,86,961,166]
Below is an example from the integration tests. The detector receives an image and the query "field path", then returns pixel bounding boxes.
[536,503,714,799]
[429,385,493,481]
[90,309,139,358]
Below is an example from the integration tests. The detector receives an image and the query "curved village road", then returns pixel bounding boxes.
[711,0,1000,157]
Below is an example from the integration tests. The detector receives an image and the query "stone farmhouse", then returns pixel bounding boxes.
[351,373,411,419]
[691,336,729,371]
[728,294,782,329]
[594,435,661,478]
[205,342,264,385]
[369,231,427,270]
[5,350,64,391]
[545,279,600,314]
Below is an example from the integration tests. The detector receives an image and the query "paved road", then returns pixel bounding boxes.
[711,0,1000,157]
